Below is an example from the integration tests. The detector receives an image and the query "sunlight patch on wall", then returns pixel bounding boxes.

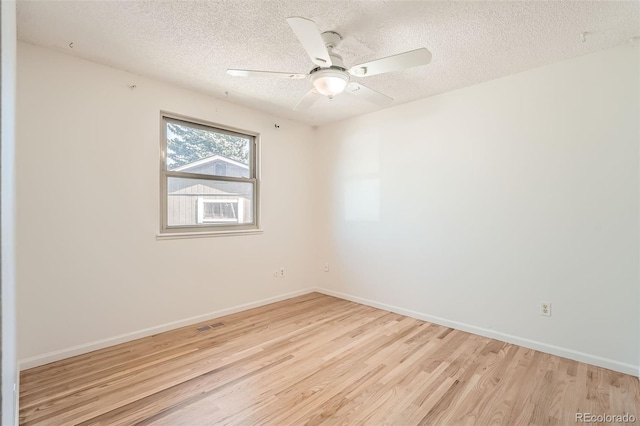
[344,178,380,222]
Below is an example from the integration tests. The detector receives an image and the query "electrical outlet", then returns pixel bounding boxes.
[323,263,329,272]
[540,301,551,316]
[280,267,285,277]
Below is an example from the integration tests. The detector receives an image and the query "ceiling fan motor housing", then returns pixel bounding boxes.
[310,31,349,98]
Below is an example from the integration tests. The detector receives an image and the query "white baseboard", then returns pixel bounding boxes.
[19,288,316,370]
[314,287,639,377]
[20,286,639,378]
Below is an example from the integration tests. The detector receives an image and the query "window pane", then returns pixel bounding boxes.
[167,177,254,227]
[166,121,250,178]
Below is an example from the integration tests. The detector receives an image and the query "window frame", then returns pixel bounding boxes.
[159,112,260,237]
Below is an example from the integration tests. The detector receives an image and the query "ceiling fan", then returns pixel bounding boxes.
[227,17,432,110]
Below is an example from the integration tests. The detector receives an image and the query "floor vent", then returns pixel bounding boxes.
[197,325,212,332]
[210,322,224,328]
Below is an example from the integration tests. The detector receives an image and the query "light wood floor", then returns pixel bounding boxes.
[20,293,640,425]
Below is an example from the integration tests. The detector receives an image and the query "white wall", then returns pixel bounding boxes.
[16,41,640,376]
[314,45,640,374]
[16,43,316,366]
[2,2,18,423]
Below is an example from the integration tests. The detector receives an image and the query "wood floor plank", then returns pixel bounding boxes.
[19,293,640,425]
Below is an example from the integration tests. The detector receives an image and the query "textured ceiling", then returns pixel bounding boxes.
[17,1,640,126]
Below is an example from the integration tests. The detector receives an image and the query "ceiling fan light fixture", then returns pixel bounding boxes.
[310,69,349,98]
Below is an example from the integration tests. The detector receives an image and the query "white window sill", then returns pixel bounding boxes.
[156,229,263,240]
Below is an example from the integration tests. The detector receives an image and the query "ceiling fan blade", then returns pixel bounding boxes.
[348,48,431,77]
[286,17,332,67]
[294,89,321,110]
[346,82,393,106]
[227,69,307,79]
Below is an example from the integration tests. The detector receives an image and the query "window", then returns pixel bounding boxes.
[160,113,259,235]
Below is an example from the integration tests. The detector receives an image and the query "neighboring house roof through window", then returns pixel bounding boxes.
[173,154,249,172]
